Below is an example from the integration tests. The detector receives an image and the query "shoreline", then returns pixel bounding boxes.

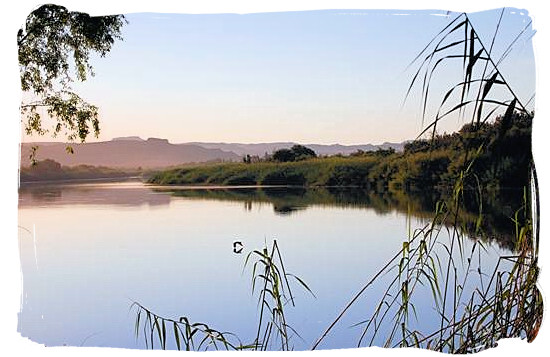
[18,175,142,186]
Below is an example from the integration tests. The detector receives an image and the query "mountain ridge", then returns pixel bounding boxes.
[187,141,406,156]
[20,137,407,168]
[20,139,240,169]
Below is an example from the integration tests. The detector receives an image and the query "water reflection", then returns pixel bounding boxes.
[19,181,171,208]
[18,180,521,350]
[157,186,523,250]
[19,180,523,250]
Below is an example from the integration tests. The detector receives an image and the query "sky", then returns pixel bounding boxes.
[21,8,535,145]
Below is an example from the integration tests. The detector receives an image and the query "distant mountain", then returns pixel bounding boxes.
[188,141,407,157]
[188,142,295,157]
[111,136,145,142]
[20,138,240,168]
[20,137,408,169]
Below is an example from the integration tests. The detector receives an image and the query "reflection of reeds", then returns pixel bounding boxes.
[131,240,313,351]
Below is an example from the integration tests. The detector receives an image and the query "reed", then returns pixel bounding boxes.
[132,9,540,353]
[131,239,313,351]
[312,158,540,352]
[312,9,541,352]
[130,301,248,351]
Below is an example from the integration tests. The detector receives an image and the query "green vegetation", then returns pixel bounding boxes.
[20,159,136,182]
[19,4,125,162]
[312,184,540,352]
[132,240,313,351]
[134,9,540,353]
[149,111,531,193]
[311,9,541,352]
[149,156,373,187]
[271,144,317,162]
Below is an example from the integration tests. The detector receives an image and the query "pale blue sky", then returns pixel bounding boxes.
[27,8,535,144]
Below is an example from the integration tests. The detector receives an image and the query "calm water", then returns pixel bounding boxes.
[17,180,513,350]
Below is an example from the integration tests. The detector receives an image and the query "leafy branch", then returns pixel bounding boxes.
[18,4,125,148]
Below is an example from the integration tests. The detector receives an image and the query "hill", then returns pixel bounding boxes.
[187,141,406,157]
[20,138,240,169]
[20,137,406,169]
[20,159,134,182]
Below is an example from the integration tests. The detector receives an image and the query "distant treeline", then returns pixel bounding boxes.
[149,112,532,192]
[20,159,137,182]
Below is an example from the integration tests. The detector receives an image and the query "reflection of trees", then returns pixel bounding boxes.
[24,185,64,202]
[164,186,521,250]
[19,182,171,207]
[19,182,521,249]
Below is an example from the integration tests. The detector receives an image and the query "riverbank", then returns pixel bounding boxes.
[19,159,143,183]
[148,157,383,187]
[148,113,532,192]
[19,175,142,185]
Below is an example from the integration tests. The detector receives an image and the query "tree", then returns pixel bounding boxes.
[272,145,317,162]
[272,148,295,162]
[289,144,317,161]
[18,4,125,147]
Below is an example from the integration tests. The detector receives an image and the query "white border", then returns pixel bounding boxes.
[1,1,547,357]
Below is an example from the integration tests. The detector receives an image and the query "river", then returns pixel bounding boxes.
[17,179,515,350]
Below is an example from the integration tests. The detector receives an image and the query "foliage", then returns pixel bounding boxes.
[404,11,533,138]
[19,159,134,182]
[311,9,540,352]
[261,168,306,186]
[131,301,247,351]
[272,145,317,162]
[149,112,531,192]
[245,240,315,350]
[272,148,295,162]
[149,156,375,187]
[18,4,125,143]
[312,175,541,352]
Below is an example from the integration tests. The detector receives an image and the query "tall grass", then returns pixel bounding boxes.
[245,240,315,350]
[312,8,541,352]
[132,8,540,353]
[130,301,247,351]
[312,167,540,352]
[131,240,314,351]
[147,156,378,187]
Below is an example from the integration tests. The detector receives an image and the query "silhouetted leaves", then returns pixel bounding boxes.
[19,4,125,142]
